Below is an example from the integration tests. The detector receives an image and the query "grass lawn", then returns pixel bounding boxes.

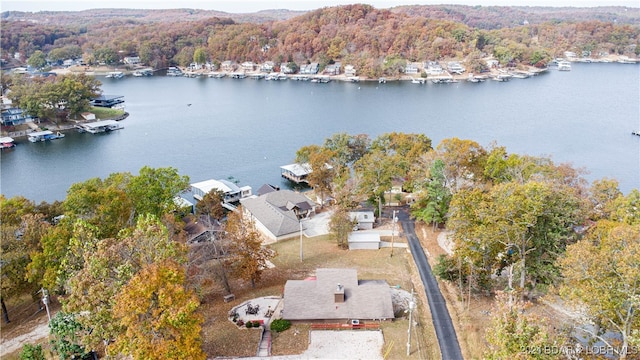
[86,106,125,119]
[200,233,440,359]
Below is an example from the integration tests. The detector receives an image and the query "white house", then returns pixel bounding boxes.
[191,179,252,203]
[349,211,375,230]
[123,56,141,65]
[344,64,356,77]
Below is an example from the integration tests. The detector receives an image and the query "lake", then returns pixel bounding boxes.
[1,62,639,203]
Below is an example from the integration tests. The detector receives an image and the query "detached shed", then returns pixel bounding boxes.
[348,232,380,250]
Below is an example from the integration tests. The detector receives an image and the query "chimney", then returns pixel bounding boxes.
[334,283,345,303]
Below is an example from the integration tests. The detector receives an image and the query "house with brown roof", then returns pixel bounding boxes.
[282,268,394,323]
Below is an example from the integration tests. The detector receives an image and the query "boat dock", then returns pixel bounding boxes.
[76,120,123,134]
[280,163,312,184]
[27,130,65,142]
[0,136,16,149]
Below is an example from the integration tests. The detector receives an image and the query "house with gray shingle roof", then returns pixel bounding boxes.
[282,268,394,323]
[240,189,316,241]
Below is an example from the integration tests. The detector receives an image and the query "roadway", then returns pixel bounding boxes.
[397,208,464,360]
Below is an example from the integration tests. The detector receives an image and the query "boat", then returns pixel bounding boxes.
[467,74,486,83]
[431,77,456,84]
[132,71,144,77]
[378,77,386,84]
[632,131,640,136]
[105,71,124,79]
[208,72,226,78]
[410,77,425,84]
[557,61,572,71]
[0,136,16,149]
[492,74,512,82]
[28,130,64,142]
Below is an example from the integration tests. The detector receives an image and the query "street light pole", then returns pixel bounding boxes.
[407,288,415,356]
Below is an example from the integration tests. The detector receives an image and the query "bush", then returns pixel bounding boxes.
[270,319,291,332]
[246,321,253,328]
[20,344,45,360]
[252,320,261,327]
[433,254,460,283]
[236,320,244,327]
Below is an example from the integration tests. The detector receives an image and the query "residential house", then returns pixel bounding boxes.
[344,64,356,77]
[424,61,444,76]
[260,61,275,73]
[191,179,252,203]
[241,61,255,72]
[90,95,125,109]
[240,189,316,241]
[404,62,420,75]
[123,56,141,65]
[281,63,295,74]
[447,61,466,74]
[300,63,319,75]
[282,268,394,323]
[1,108,34,126]
[324,62,341,75]
[349,211,375,230]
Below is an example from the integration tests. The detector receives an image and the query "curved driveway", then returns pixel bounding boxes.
[398,209,463,360]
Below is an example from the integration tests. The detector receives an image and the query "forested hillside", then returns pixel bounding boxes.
[2,4,639,77]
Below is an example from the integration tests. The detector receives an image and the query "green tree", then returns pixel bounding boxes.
[19,343,45,360]
[27,50,47,69]
[329,207,355,249]
[558,221,640,359]
[354,148,396,221]
[113,259,206,360]
[225,210,276,288]
[411,159,452,229]
[193,47,207,65]
[93,46,118,65]
[49,312,89,360]
[126,166,190,220]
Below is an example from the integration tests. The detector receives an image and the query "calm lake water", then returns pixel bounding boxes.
[2,63,639,203]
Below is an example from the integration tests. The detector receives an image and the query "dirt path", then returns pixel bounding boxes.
[0,319,50,357]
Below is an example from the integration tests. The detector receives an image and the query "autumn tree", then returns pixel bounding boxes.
[225,209,276,288]
[558,221,640,359]
[484,291,561,360]
[296,144,336,206]
[434,137,487,192]
[113,259,206,360]
[411,158,452,229]
[195,188,225,220]
[63,215,188,354]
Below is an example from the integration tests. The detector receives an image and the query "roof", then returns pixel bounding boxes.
[191,179,241,194]
[282,268,394,321]
[349,211,375,224]
[348,232,380,243]
[92,94,124,101]
[28,130,53,136]
[257,184,280,196]
[280,163,312,177]
[240,190,316,238]
[82,120,118,129]
[0,137,15,143]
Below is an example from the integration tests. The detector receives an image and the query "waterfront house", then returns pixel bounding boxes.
[240,189,316,241]
[324,62,341,75]
[404,62,420,75]
[424,61,444,76]
[1,107,34,126]
[281,63,295,74]
[90,95,125,109]
[282,268,394,323]
[260,61,275,73]
[241,61,255,72]
[300,63,320,75]
[191,179,252,204]
[349,211,375,230]
[123,56,141,65]
[344,64,356,77]
[447,61,466,74]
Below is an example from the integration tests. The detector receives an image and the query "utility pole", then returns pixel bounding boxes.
[406,288,415,356]
[299,219,304,262]
[390,210,397,257]
[40,288,51,323]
